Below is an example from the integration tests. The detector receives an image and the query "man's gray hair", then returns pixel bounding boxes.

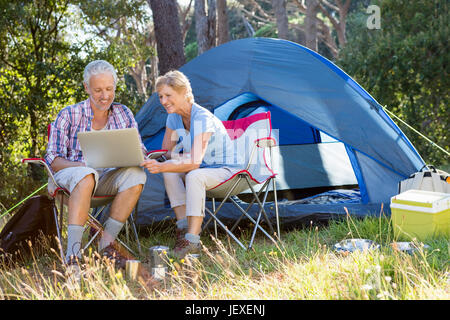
[83,60,117,88]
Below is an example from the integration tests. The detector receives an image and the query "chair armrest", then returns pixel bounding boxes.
[248,138,277,174]
[146,149,168,158]
[244,138,277,171]
[22,158,59,190]
[255,137,276,148]
[146,149,168,162]
[22,158,48,167]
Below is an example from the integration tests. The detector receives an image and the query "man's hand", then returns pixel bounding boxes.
[51,157,86,173]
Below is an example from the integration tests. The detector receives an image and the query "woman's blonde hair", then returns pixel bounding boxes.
[155,70,194,104]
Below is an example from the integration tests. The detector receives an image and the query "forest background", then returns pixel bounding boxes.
[0,0,448,212]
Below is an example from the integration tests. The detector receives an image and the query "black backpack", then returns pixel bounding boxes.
[0,195,58,266]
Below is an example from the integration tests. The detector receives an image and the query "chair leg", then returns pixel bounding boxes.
[203,177,242,231]
[230,179,269,233]
[256,180,275,235]
[53,195,143,260]
[115,238,138,257]
[228,198,277,245]
[204,178,277,249]
[203,175,278,250]
[230,199,254,233]
[52,203,65,261]
[268,146,280,239]
[125,220,130,246]
[244,176,275,236]
[249,206,264,250]
[83,228,102,251]
[59,195,64,239]
[272,177,280,240]
[82,205,105,252]
[204,207,247,250]
[248,178,272,249]
[83,214,103,252]
[85,214,139,257]
[129,207,142,256]
[213,198,217,239]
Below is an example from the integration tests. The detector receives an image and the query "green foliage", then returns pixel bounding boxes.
[227,6,253,40]
[0,0,87,210]
[0,217,447,299]
[184,42,198,63]
[81,43,148,114]
[0,0,154,211]
[1,0,448,215]
[0,0,86,152]
[75,0,155,106]
[254,23,277,38]
[338,0,449,166]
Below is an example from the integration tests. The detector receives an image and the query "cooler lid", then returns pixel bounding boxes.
[391,189,450,209]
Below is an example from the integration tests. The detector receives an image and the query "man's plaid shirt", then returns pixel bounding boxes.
[45,99,147,168]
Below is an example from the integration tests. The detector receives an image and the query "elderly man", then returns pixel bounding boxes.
[45,60,147,271]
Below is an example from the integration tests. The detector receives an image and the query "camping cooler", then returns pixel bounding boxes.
[390,189,450,241]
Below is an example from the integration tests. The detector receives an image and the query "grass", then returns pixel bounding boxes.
[0,213,448,300]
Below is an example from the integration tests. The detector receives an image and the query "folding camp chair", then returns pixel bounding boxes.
[21,126,143,261]
[202,112,280,250]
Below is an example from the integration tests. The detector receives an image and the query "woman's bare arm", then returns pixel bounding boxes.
[141,132,212,174]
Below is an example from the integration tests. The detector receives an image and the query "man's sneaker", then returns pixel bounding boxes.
[175,228,187,248]
[172,239,201,260]
[100,243,128,269]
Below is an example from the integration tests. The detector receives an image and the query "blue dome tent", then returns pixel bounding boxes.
[134,37,424,227]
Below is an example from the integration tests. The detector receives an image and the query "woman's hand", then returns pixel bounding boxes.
[141,132,212,174]
[140,159,163,174]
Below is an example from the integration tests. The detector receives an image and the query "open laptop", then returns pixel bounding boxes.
[78,128,146,168]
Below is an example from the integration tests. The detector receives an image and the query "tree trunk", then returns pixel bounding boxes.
[216,0,229,45]
[195,0,217,55]
[271,0,289,40]
[207,0,217,49]
[305,0,319,51]
[179,0,194,43]
[129,60,149,100]
[242,15,255,37]
[317,0,351,50]
[195,0,208,55]
[335,0,351,48]
[149,36,159,92]
[148,0,186,75]
[317,19,338,58]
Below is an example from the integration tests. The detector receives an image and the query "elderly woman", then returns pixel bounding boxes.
[140,70,240,259]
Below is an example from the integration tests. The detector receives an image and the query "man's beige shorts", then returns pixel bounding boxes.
[49,166,146,196]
